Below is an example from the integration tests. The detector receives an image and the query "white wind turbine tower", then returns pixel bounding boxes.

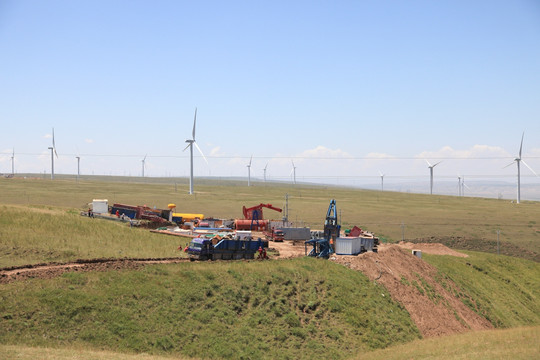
[141,154,147,177]
[247,155,253,186]
[290,160,297,184]
[76,154,80,181]
[379,171,385,192]
[183,108,208,195]
[48,128,59,180]
[426,160,442,195]
[504,132,538,204]
[263,163,268,182]
[11,148,14,175]
[457,175,462,196]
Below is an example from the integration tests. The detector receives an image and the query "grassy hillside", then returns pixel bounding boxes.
[0,259,420,360]
[1,177,539,257]
[422,252,540,328]
[0,205,185,267]
[2,326,538,360]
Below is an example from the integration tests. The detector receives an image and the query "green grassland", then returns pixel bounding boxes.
[1,176,539,359]
[0,259,420,360]
[1,176,539,258]
[1,326,538,360]
[356,326,540,360]
[1,252,538,359]
[0,205,185,267]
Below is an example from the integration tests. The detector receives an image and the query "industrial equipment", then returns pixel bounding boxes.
[305,199,341,258]
[264,229,285,242]
[241,203,283,231]
[242,203,282,220]
[187,236,265,261]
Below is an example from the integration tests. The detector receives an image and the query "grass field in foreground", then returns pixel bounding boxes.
[1,326,537,360]
[1,177,539,257]
[0,259,420,360]
[356,326,539,360]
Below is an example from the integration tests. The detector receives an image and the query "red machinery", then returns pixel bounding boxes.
[242,203,282,220]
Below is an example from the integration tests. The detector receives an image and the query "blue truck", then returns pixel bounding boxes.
[187,237,265,261]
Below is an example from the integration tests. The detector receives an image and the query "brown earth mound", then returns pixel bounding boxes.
[333,245,493,337]
[396,241,468,257]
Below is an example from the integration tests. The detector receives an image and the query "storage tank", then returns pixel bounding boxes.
[234,219,269,231]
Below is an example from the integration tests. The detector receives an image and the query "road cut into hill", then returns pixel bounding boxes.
[333,245,493,337]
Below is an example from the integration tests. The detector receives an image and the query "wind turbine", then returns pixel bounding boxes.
[183,108,208,195]
[504,132,538,203]
[247,155,252,186]
[379,171,385,192]
[263,163,268,182]
[290,160,297,184]
[426,160,442,195]
[457,175,462,197]
[48,128,58,180]
[141,154,147,177]
[76,155,80,181]
[11,148,14,175]
[462,175,470,196]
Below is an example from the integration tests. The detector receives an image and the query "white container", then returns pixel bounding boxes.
[335,237,362,255]
[235,230,252,240]
[92,199,108,214]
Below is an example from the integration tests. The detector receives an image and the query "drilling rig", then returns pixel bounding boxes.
[305,199,340,259]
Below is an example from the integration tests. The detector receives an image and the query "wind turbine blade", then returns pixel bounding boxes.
[264,163,268,171]
[503,161,515,169]
[193,141,208,164]
[183,143,191,152]
[192,108,197,140]
[425,160,432,167]
[143,154,147,161]
[433,161,442,167]
[52,128,58,158]
[522,160,539,177]
[519,132,524,159]
[463,182,471,190]
[291,160,295,168]
[249,155,252,167]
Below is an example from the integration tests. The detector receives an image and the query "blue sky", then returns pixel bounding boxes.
[0,0,539,196]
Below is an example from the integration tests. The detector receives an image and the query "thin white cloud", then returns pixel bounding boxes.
[85,139,94,144]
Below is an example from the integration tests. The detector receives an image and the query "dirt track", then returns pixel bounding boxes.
[0,258,188,284]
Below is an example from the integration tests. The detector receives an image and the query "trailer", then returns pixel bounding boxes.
[187,237,265,261]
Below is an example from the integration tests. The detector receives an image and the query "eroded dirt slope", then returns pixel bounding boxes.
[333,245,492,337]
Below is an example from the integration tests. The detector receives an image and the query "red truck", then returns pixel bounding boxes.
[264,229,284,242]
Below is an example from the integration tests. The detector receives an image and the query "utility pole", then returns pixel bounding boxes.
[283,193,289,224]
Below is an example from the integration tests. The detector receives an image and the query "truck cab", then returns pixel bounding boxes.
[187,237,213,261]
[273,229,284,242]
